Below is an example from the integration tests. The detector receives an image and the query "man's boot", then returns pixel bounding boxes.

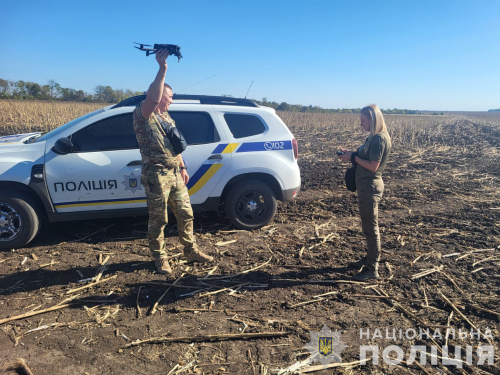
[349,256,366,268]
[184,247,213,263]
[154,257,173,275]
[352,267,379,281]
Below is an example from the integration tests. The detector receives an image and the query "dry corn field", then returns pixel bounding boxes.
[0,100,105,136]
[1,100,500,374]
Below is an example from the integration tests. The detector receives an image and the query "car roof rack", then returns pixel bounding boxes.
[111,94,258,109]
[174,95,258,107]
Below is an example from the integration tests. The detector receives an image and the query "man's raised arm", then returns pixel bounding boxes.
[140,49,170,119]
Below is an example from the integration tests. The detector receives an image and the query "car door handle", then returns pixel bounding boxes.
[127,160,142,166]
[208,154,223,160]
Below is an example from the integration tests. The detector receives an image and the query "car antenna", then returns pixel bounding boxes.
[244,81,253,99]
[175,75,216,94]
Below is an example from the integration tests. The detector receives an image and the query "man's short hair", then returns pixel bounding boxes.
[164,83,173,92]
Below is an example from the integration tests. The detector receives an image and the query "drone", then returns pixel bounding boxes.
[134,43,183,62]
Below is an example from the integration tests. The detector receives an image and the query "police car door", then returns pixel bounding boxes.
[169,106,230,205]
[44,113,146,213]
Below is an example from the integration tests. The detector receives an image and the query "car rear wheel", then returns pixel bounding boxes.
[0,191,40,250]
[225,180,277,230]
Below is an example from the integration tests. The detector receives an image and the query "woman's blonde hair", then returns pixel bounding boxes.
[361,104,390,151]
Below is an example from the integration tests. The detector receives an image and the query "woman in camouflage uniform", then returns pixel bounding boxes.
[338,104,391,281]
[133,49,213,275]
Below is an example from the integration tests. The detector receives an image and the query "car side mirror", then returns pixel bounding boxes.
[52,138,73,155]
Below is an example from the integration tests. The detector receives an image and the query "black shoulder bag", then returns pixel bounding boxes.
[344,152,357,192]
[159,119,187,155]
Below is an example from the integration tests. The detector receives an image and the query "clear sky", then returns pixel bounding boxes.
[1,0,499,111]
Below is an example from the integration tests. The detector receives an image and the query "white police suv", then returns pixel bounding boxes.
[0,95,301,249]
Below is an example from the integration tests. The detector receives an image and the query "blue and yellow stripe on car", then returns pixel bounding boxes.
[190,141,292,194]
[186,163,223,195]
[236,141,292,153]
[211,143,239,154]
[184,143,240,195]
[188,142,242,194]
[54,197,147,209]
[211,141,293,154]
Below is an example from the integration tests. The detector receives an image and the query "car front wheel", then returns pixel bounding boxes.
[0,191,40,250]
[225,180,277,230]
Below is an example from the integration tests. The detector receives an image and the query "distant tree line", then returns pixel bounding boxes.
[0,78,423,114]
[253,97,422,114]
[0,78,143,103]
[488,108,500,112]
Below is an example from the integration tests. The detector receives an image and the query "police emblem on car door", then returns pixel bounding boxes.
[122,172,142,193]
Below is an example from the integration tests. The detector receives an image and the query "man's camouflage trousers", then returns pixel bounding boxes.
[143,166,196,259]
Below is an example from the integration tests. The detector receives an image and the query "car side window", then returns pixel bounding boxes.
[224,114,266,139]
[71,114,138,152]
[169,111,220,145]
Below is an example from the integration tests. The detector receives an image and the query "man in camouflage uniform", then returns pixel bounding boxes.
[133,48,213,275]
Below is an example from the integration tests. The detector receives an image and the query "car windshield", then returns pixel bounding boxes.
[35,109,105,143]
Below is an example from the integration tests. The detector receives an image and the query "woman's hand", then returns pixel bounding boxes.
[338,149,352,162]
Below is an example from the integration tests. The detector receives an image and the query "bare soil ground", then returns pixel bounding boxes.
[1,113,500,375]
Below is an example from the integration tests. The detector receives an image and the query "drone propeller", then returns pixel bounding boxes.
[133,42,152,49]
[134,43,157,55]
[134,46,155,51]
